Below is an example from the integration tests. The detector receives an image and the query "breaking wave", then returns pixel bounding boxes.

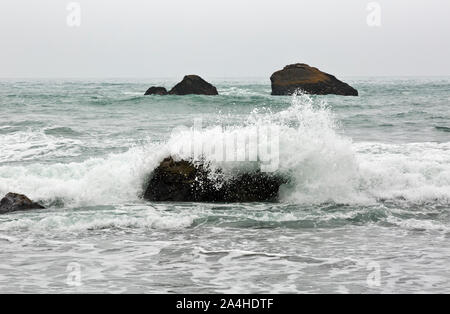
[0,93,449,208]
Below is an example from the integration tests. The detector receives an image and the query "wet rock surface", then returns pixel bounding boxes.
[144,157,285,202]
[271,63,358,96]
[0,193,45,214]
[144,86,168,95]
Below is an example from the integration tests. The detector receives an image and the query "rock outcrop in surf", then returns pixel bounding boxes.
[144,75,218,96]
[144,86,168,95]
[143,157,285,202]
[169,75,218,95]
[0,193,45,214]
[270,63,358,96]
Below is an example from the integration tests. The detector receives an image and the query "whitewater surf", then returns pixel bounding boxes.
[0,78,449,293]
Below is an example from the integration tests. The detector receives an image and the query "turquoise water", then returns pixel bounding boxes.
[0,77,449,293]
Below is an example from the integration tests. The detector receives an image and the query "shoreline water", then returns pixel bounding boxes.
[0,77,449,293]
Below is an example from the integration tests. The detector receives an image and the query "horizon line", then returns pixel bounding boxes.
[1,75,449,80]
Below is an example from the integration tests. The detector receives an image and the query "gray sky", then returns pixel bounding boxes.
[0,0,449,77]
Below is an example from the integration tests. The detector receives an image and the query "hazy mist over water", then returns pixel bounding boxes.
[0,0,449,78]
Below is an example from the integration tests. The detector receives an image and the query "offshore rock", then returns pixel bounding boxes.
[168,75,218,95]
[144,86,168,95]
[270,63,358,96]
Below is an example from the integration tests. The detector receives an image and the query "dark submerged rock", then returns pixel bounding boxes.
[144,86,168,95]
[0,193,45,214]
[270,63,358,96]
[168,75,218,95]
[143,157,285,202]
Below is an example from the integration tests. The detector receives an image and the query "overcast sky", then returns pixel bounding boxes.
[0,0,449,78]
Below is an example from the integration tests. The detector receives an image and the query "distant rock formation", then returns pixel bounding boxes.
[144,86,168,95]
[270,63,358,96]
[143,157,285,202]
[144,75,218,96]
[169,75,218,95]
[0,192,45,214]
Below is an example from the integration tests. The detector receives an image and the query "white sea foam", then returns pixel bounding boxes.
[0,129,83,162]
[356,142,450,204]
[386,216,449,232]
[0,93,449,207]
[0,144,165,206]
[0,206,196,233]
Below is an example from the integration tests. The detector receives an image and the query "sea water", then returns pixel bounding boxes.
[0,77,449,293]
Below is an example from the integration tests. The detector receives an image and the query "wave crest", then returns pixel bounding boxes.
[1,93,449,207]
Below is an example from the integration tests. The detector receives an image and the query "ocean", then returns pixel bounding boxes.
[0,77,449,293]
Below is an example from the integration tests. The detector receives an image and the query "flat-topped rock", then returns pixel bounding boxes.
[270,63,358,96]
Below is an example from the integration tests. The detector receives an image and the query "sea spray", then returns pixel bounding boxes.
[1,93,449,207]
[0,143,165,206]
[1,79,450,293]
